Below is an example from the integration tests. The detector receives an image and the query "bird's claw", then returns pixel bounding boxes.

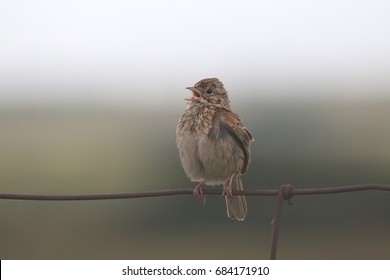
[222,186,233,202]
[193,184,206,205]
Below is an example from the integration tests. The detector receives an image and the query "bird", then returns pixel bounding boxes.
[176,78,254,221]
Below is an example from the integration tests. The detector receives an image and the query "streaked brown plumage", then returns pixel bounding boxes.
[176,78,254,221]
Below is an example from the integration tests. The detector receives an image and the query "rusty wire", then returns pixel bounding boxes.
[1,183,390,259]
[1,184,389,201]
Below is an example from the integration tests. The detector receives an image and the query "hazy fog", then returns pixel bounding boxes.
[1,0,390,105]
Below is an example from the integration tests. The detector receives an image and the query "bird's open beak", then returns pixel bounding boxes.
[185,87,202,102]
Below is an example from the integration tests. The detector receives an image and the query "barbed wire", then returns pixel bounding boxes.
[1,183,389,259]
[1,183,389,201]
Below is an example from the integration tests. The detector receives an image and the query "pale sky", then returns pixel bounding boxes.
[1,0,390,105]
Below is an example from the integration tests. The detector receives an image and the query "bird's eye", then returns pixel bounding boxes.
[206,88,213,94]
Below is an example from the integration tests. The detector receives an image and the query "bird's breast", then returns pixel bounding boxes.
[177,107,215,137]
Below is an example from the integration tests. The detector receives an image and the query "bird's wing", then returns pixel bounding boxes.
[208,109,254,174]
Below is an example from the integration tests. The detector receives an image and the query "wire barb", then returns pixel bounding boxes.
[282,184,294,205]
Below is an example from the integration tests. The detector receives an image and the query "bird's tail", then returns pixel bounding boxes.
[225,175,247,221]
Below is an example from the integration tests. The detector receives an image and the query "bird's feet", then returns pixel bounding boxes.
[193,181,206,205]
[223,175,234,202]
[222,185,233,202]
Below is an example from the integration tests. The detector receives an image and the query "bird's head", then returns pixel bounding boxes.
[185,78,230,109]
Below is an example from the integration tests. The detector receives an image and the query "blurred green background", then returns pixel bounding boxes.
[1,0,390,260]
[1,96,389,259]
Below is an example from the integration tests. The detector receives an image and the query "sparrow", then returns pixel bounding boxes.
[176,78,254,221]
